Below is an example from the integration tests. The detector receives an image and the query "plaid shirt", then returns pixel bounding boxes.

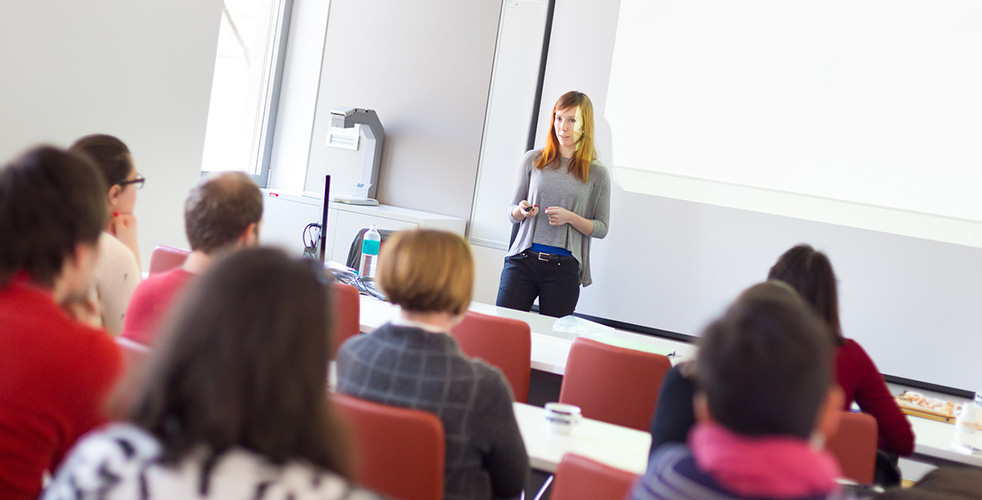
[336,322,528,500]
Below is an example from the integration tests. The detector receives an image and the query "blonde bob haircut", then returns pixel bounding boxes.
[376,229,474,316]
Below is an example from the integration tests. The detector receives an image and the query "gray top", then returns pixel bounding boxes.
[506,149,611,286]
[336,323,528,500]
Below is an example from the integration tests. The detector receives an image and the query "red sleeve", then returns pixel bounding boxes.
[119,278,157,345]
[839,340,915,456]
[52,328,123,468]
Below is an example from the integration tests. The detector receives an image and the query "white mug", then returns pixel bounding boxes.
[545,402,582,434]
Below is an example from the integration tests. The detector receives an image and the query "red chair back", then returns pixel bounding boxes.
[111,337,152,416]
[551,453,639,500]
[826,411,878,484]
[330,393,445,500]
[148,245,190,275]
[331,283,361,357]
[450,311,531,402]
[559,337,672,431]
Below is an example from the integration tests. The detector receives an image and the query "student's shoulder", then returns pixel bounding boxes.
[59,316,120,368]
[130,268,193,303]
[44,424,161,498]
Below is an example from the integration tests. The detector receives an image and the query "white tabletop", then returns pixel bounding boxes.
[513,402,650,475]
[908,414,982,468]
[358,295,696,375]
[511,403,982,477]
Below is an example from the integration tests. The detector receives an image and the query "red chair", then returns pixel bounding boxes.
[330,393,445,500]
[450,311,531,402]
[826,411,878,484]
[550,453,639,500]
[559,337,672,431]
[148,245,190,275]
[331,282,361,357]
[110,337,152,416]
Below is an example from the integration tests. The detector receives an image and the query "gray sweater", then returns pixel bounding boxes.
[336,323,529,500]
[506,149,611,286]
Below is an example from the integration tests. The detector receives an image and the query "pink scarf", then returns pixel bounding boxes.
[690,423,842,498]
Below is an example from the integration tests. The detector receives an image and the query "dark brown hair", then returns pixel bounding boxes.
[128,248,350,477]
[184,172,263,252]
[0,146,107,287]
[69,134,134,188]
[376,229,474,315]
[767,244,844,346]
[697,282,833,439]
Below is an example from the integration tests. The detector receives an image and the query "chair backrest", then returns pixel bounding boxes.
[826,411,878,485]
[331,282,361,357]
[111,337,152,415]
[450,311,531,403]
[330,393,445,500]
[550,453,639,500]
[559,337,672,431]
[148,245,190,275]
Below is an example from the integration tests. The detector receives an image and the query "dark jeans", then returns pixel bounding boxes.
[496,250,580,318]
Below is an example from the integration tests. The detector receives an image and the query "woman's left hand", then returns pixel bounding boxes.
[544,206,575,226]
[545,206,595,236]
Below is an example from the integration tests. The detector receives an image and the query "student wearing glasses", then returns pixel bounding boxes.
[69,134,145,334]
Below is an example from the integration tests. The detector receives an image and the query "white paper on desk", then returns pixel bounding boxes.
[552,315,615,337]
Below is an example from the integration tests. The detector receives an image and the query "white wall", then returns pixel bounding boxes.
[305,0,502,221]
[268,0,330,191]
[0,0,224,266]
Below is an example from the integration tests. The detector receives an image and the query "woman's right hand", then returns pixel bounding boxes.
[512,200,539,220]
[110,213,140,261]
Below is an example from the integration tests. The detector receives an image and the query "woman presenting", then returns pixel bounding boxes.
[496,91,610,317]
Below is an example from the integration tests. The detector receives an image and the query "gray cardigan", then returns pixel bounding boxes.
[506,149,611,286]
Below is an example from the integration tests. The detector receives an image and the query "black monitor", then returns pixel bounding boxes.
[318,175,331,262]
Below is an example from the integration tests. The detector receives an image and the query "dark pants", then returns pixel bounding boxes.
[496,250,580,318]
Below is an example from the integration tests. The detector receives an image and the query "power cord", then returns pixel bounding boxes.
[303,222,321,260]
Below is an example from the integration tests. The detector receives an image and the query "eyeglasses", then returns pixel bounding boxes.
[118,174,146,190]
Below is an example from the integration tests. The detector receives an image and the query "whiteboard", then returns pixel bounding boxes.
[526,0,982,393]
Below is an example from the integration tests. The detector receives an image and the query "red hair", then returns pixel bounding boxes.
[534,91,597,182]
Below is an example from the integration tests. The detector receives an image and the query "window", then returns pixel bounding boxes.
[200,0,293,187]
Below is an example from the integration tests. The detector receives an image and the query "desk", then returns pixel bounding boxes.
[514,402,649,475]
[512,402,982,478]
[908,415,982,468]
[358,295,982,475]
[358,295,696,375]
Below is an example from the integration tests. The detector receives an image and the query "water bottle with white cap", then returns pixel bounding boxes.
[359,225,381,279]
[953,391,982,455]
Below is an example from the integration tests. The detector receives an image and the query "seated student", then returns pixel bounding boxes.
[336,229,529,500]
[768,245,914,458]
[69,134,144,335]
[649,246,915,468]
[0,146,122,500]
[647,281,803,456]
[632,282,850,500]
[120,171,262,345]
[648,360,698,458]
[44,248,382,499]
